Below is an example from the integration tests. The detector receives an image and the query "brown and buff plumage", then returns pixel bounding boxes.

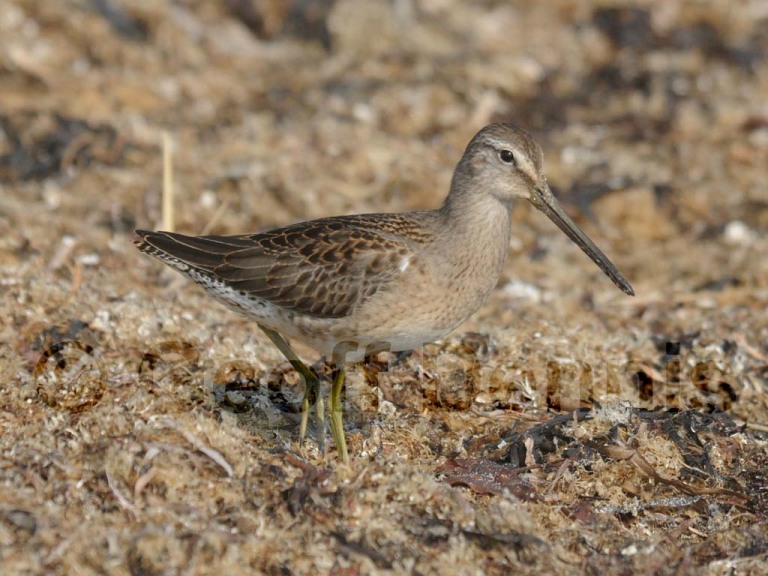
[135,123,634,462]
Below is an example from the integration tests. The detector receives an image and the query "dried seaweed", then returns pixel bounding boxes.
[2,0,767,573]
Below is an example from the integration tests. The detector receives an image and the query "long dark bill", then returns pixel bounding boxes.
[531,185,634,296]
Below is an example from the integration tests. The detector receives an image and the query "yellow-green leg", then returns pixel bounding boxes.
[258,326,323,451]
[329,366,348,464]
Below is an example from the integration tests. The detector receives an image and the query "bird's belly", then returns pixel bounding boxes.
[193,259,495,362]
[330,280,491,359]
[265,289,480,362]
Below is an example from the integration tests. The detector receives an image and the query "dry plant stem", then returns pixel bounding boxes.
[162,131,174,232]
[200,198,232,235]
[258,325,326,452]
[745,421,768,433]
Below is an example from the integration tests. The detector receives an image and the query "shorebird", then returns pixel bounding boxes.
[135,123,634,463]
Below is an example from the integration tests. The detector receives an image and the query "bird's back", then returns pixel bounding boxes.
[135,211,438,319]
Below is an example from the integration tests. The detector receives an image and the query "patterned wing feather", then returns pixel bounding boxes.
[135,214,427,319]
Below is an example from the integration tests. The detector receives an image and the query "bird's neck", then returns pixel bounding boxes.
[440,177,514,236]
[440,155,514,226]
[437,182,513,279]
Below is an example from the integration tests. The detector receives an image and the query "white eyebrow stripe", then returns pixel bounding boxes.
[486,137,514,150]
[487,138,537,178]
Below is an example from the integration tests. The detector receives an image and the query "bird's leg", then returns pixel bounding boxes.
[257,326,321,449]
[327,341,365,464]
[329,365,348,464]
[315,378,326,455]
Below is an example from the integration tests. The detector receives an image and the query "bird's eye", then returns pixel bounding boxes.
[498,149,516,165]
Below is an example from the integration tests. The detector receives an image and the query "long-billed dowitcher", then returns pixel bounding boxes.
[135,123,634,463]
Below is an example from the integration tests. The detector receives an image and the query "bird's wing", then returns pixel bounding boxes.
[135,215,428,319]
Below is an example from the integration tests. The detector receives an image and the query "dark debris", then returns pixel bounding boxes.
[0,113,126,182]
[462,407,757,511]
[89,0,150,41]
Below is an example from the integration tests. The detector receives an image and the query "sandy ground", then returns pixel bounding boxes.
[1,0,768,574]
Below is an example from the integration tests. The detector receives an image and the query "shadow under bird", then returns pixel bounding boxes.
[135,123,634,463]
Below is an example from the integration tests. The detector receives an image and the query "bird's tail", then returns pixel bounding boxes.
[133,230,234,274]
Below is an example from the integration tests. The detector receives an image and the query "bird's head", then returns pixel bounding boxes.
[451,123,634,296]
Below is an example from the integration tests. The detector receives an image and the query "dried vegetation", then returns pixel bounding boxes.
[1,0,767,574]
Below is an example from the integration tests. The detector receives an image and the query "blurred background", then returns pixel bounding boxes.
[2,1,766,288]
